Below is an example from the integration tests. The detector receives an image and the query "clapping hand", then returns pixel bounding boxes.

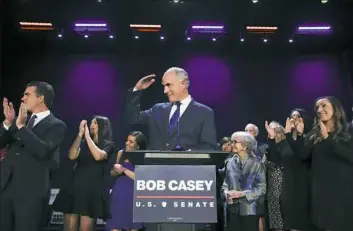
[294,118,304,135]
[2,98,16,126]
[134,74,156,91]
[16,103,27,129]
[265,121,275,139]
[84,123,90,138]
[78,120,87,137]
[318,120,329,139]
[113,164,125,174]
[285,118,294,134]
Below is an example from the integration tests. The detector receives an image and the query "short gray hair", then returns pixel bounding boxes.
[231,131,258,155]
[245,123,259,136]
[269,121,285,133]
[165,67,190,88]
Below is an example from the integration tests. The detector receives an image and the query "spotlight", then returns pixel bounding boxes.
[212,38,216,41]
[240,38,244,42]
[84,35,89,38]
[160,36,165,40]
[187,37,191,40]
[134,35,139,39]
[289,39,293,43]
[263,38,268,43]
[57,34,63,38]
[109,35,114,39]
[252,0,259,3]
[321,0,328,3]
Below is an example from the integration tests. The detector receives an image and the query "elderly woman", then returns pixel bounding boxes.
[221,131,266,231]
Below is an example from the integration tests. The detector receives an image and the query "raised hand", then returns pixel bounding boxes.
[318,120,329,139]
[78,120,87,137]
[2,98,16,126]
[134,74,156,91]
[16,103,27,129]
[285,117,294,134]
[265,121,275,138]
[294,118,304,135]
[84,123,90,138]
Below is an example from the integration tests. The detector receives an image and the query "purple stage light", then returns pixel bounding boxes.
[296,25,332,34]
[191,25,225,34]
[73,21,110,32]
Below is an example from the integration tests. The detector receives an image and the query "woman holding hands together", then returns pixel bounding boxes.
[288,96,353,231]
[53,116,115,231]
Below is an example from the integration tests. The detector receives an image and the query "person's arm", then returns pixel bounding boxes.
[199,109,217,150]
[126,89,153,124]
[241,163,266,203]
[0,124,12,149]
[86,136,114,161]
[111,150,124,176]
[265,138,281,165]
[122,168,135,180]
[68,135,83,160]
[288,134,313,160]
[13,121,66,159]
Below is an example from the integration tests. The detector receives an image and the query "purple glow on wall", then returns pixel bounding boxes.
[57,58,121,118]
[183,56,232,104]
[289,56,342,106]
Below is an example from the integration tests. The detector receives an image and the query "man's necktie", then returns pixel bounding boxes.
[168,102,181,135]
[27,115,37,129]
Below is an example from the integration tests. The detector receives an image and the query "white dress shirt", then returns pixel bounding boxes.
[3,110,51,130]
[169,95,192,120]
[132,87,192,120]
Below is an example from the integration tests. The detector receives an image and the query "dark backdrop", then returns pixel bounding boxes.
[1,44,352,187]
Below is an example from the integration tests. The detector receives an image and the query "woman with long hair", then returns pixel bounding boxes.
[290,96,353,231]
[53,116,115,231]
[106,131,147,231]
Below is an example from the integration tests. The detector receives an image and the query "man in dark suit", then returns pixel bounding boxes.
[127,67,217,150]
[0,81,67,231]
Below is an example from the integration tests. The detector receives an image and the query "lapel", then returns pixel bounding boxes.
[31,114,54,135]
[179,99,195,122]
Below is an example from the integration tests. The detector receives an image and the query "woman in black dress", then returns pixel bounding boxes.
[291,96,353,231]
[53,116,115,231]
[265,110,312,231]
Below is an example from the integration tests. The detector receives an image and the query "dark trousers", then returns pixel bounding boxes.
[0,183,49,231]
[226,215,259,231]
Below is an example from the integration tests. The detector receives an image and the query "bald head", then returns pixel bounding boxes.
[245,123,259,137]
[162,67,190,102]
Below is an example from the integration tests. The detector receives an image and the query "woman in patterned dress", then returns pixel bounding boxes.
[265,121,285,231]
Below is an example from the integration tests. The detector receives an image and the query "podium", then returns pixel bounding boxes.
[124,150,229,231]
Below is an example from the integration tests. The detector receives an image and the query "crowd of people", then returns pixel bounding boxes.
[1,67,352,231]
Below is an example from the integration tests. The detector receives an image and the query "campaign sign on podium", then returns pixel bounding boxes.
[133,165,217,223]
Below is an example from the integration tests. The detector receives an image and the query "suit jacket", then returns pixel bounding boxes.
[126,89,217,150]
[0,114,67,198]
